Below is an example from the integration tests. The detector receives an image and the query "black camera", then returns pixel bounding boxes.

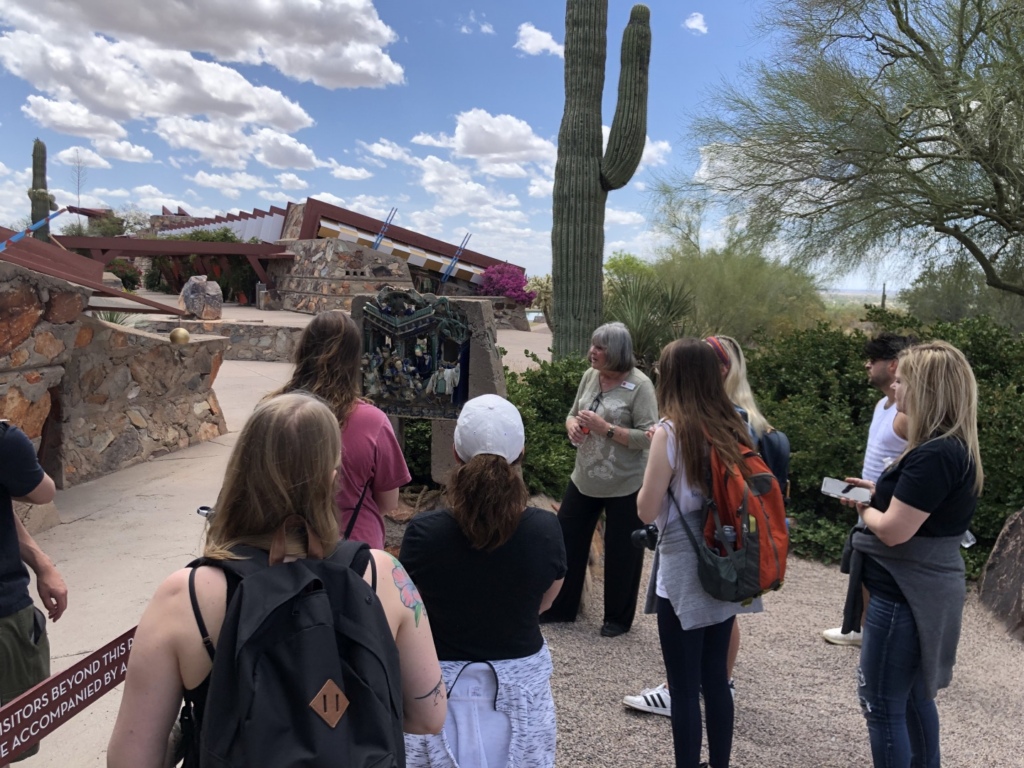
[631,524,659,551]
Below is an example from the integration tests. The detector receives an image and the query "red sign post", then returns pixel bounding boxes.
[0,626,136,762]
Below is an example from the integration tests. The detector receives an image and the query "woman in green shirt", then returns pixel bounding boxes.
[540,322,658,637]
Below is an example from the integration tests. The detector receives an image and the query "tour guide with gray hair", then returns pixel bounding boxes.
[541,322,658,637]
[401,394,567,768]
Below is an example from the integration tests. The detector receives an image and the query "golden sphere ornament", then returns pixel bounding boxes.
[169,327,190,345]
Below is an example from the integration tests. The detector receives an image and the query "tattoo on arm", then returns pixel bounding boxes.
[414,676,444,707]
[389,555,425,627]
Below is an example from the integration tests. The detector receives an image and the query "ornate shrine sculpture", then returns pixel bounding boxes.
[359,288,471,419]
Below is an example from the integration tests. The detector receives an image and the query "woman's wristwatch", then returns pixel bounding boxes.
[606,425,616,438]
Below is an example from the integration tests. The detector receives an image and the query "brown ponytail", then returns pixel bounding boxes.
[446,454,529,550]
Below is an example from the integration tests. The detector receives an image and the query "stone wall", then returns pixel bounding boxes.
[272,238,414,314]
[1,261,90,447]
[482,298,530,331]
[135,319,302,362]
[57,318,228,487]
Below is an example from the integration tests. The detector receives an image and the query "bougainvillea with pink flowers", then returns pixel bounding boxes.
[477,263,537,306]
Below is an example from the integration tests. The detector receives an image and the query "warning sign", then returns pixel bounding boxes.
[0,626,136,762]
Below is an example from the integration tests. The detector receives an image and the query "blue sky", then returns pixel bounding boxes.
[0,2,879,287]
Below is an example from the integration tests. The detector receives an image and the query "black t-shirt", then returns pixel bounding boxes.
[0,423,44,618]
[864,437,978,601]
[399,507,567,662]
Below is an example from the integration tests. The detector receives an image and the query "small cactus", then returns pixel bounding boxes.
[551,1,651,359]
[27,138,57,243]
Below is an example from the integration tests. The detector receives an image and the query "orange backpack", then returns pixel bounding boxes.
[674,438,789,603]
[703,440,789,599]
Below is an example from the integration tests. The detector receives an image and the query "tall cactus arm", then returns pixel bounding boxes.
[600,4,651,191]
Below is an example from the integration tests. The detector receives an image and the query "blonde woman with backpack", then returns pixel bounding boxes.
[107,393,445,768]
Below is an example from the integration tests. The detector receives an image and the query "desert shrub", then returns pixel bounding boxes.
[402,419,434,485]
[746,313,1024,576]
[478,263,536,306]
[143,264,166,292]
[505,351,590,497]
[107,259,142,291]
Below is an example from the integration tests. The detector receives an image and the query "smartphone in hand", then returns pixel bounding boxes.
[821,477,872,504]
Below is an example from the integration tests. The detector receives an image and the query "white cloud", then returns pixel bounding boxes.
[276,173,308,190]
[251,129,319,169]
[21,96,126,139]
[1,31,312,133]
[258,189,291,205]
[514,23,563,58]
[415,108,556,178]
[92,187,130,197]
[330,164,374,181]
[459,11,494,36]
[411,132,456,149]
[93,138,153,162]
[528,178,554,198]
[153,117,252,169]
[684,13,708,35]
[362,138,416,163]
[0,0,404,90]
[187,170,274,201]
[639,137,672,169]
[55,146,111,169]
[605,208,646,227]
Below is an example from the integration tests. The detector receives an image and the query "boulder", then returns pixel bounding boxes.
[102,272,125,291]
[979,509,1024,642]
[178,275,223,320]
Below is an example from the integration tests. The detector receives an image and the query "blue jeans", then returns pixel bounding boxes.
[657,597,734,768]
[858,595,940,768]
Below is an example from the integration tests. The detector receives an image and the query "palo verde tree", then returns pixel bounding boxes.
[551,1,651,359]
[27,139,57,243]
[683,0,1024,297]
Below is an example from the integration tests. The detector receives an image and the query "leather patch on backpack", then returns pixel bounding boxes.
[310,679,348,728]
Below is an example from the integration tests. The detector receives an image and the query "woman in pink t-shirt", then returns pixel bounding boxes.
[274,311,411,549]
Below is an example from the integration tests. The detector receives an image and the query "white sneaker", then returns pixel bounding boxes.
[623,683,671,716]
[822,627,862,646]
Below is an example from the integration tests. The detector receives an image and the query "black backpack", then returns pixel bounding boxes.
[186,532,404,768]
[757,428,791,505]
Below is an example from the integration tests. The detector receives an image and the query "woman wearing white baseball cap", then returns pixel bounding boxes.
[401,394,567,768]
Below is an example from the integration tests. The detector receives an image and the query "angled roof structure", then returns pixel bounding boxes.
[156,197,523,285]
[0,227,185,315]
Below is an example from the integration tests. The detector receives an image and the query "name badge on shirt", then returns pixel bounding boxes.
[620,380,636,391]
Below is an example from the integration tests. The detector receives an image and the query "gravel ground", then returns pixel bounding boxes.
[543,555,1024,768]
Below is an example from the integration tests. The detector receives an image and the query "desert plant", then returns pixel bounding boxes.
[107,259,142,292]
[551,1,651,358]
[27,139,57,243]
[477,263,536,305]
[604,271,693,373]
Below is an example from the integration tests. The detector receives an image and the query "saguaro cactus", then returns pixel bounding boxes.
[27,138,57,243]
[551,1,651,359]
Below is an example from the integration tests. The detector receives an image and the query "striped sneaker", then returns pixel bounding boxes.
[623,683,671,717]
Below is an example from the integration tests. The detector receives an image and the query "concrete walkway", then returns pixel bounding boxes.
[25,332,1024,767]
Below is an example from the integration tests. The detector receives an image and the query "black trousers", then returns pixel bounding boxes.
[542,480,646,628]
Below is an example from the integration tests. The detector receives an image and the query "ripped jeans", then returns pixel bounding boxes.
[858,595,940,768]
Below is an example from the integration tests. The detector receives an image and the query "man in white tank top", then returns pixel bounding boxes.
[822,333,913,646]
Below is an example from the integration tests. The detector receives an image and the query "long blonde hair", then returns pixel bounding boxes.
[896,341,984,494]
[205,393,341,559]
[713,334,771,438]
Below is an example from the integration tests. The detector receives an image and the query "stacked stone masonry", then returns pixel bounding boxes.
[135,320,303,362]
[1,261,228,496]
[264,237,530,329]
